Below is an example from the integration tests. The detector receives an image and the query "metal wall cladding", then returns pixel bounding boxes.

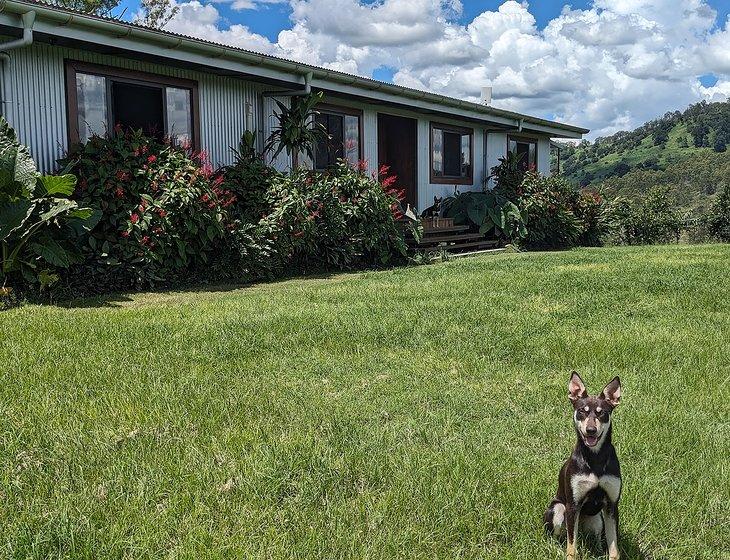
[1,38,265,172]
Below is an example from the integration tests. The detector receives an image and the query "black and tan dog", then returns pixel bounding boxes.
[544,372,622,560]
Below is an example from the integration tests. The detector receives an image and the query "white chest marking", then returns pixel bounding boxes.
[599,474,622,503]
[571,473,622,504]
[571,473,599,503]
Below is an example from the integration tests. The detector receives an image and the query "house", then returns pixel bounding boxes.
[0,0,588,211]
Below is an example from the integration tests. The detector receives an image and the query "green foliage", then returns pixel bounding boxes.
[441,190,527,241]
[62,129,235,287]
[707,184,730,242]
[609,186,683,245]
[265,92,328,164]
[0,117,93,290]
[55,0,120,15]
[259,161,411,270]
[573,189,610,247]
[554,101,730,217]
[490,151,525,202]
[217,132,279,224]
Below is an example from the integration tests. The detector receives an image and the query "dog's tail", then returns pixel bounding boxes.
[543,499,566,537]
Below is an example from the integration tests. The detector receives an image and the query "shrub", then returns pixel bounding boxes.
[707,184,730,242]
[442,190,527,242]
[490,151,525,202]
[259,161,411,270]
[217,131,279,224]
[1,117,94,292]
[609,186,682,245]
[62,129,236,286]
[574,189,610,247]
[517,172,583,250]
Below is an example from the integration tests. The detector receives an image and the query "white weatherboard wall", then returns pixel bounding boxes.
[537,137,551,175]
[1,39,265,172]
[485,132,508,190]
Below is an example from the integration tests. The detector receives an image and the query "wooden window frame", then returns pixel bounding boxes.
[429,122,474,185]
[507,134,538,171]
[65,60,201,149]
[313,103,363,171]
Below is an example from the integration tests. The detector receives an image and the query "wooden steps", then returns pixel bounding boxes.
[405,219,501,254]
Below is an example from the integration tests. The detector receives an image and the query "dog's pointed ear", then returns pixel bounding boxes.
[568,371,588,403]
[600,376,621,407]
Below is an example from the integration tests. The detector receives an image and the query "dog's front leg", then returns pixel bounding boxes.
[603,501,620,560]
[565,504,579,559]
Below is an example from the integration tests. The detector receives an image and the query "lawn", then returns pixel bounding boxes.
[1,244,728,559]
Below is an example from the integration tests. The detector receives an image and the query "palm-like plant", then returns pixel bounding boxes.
[265,92,328,166]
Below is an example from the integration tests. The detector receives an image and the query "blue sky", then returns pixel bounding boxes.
[116,0,730,137]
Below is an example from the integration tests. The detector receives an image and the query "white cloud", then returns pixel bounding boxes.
[163,0,730,138]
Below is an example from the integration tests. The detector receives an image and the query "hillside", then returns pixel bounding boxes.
[554,101,730,215]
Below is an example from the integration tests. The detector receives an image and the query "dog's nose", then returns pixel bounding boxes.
[586,426,597,435]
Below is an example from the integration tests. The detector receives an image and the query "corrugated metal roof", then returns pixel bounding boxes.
[0,0,589,135]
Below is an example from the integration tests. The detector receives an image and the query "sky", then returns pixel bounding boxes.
[116,0,730,139]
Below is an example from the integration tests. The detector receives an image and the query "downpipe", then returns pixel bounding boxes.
[0,10,36,118]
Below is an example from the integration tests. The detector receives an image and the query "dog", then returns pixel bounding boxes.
[544,372,622,560]
[421,196,443,218]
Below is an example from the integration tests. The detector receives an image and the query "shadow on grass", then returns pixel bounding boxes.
[52,271,343,309]
[583,532,648,560]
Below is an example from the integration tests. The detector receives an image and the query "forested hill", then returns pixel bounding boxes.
[555,101,730,215]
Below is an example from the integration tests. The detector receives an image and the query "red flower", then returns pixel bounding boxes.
[201,193,210,203]
[293,231,304,238]
[114,187,125,198]
[157,209,167,218]
[120,231,130,238]
[147,155,157,164]
[130,213,140,224]
[153,227,163,235]
[141,235,150,245]
[356,159,369,172]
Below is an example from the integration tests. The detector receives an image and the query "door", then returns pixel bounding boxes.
[377,114,417,208]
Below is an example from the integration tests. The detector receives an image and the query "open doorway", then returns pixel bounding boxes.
[377,114,417,208]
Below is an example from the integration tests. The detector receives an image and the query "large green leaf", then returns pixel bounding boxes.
[39,198,78,222]
[30,237,71,268]
[0,200,34,240]
[0,117,37,197]
[37,174,77,196]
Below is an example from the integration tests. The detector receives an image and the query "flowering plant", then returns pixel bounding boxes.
[62,128,235,285]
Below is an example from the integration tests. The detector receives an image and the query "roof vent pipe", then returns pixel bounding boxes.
[480,86,492,105]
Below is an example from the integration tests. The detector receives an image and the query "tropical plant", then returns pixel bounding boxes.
[1,117,94,290]
[441,190,527,241]
[265,92,328,165]
[259,160,412,270]
[517,172,584,250]
[218,131,279,224]
[62,128,236,287]
[490,150,526,202]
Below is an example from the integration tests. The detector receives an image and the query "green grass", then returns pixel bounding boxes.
[1,245,729,559]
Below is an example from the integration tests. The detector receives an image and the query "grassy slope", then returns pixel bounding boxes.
[1,245,729,559]
[574,124,710,185]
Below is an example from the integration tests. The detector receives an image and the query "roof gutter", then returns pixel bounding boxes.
[0,9,35,61]
[0,9,35,118]
[0,0,588,136]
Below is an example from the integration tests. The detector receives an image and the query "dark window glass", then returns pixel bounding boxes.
[315,110,360,170]
[431,124,472,182]
[112,82,165,139]
[508,138,537,171]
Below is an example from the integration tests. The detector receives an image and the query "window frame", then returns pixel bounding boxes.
[65,60,200,149]
[429,122,474,185]
[507,134,538,171]
[313,103,363,171]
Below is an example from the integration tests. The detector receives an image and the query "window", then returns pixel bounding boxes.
[314,105,361,170]
[430,123,472,184]
[508,136,537,172]
[66,61,198,147]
